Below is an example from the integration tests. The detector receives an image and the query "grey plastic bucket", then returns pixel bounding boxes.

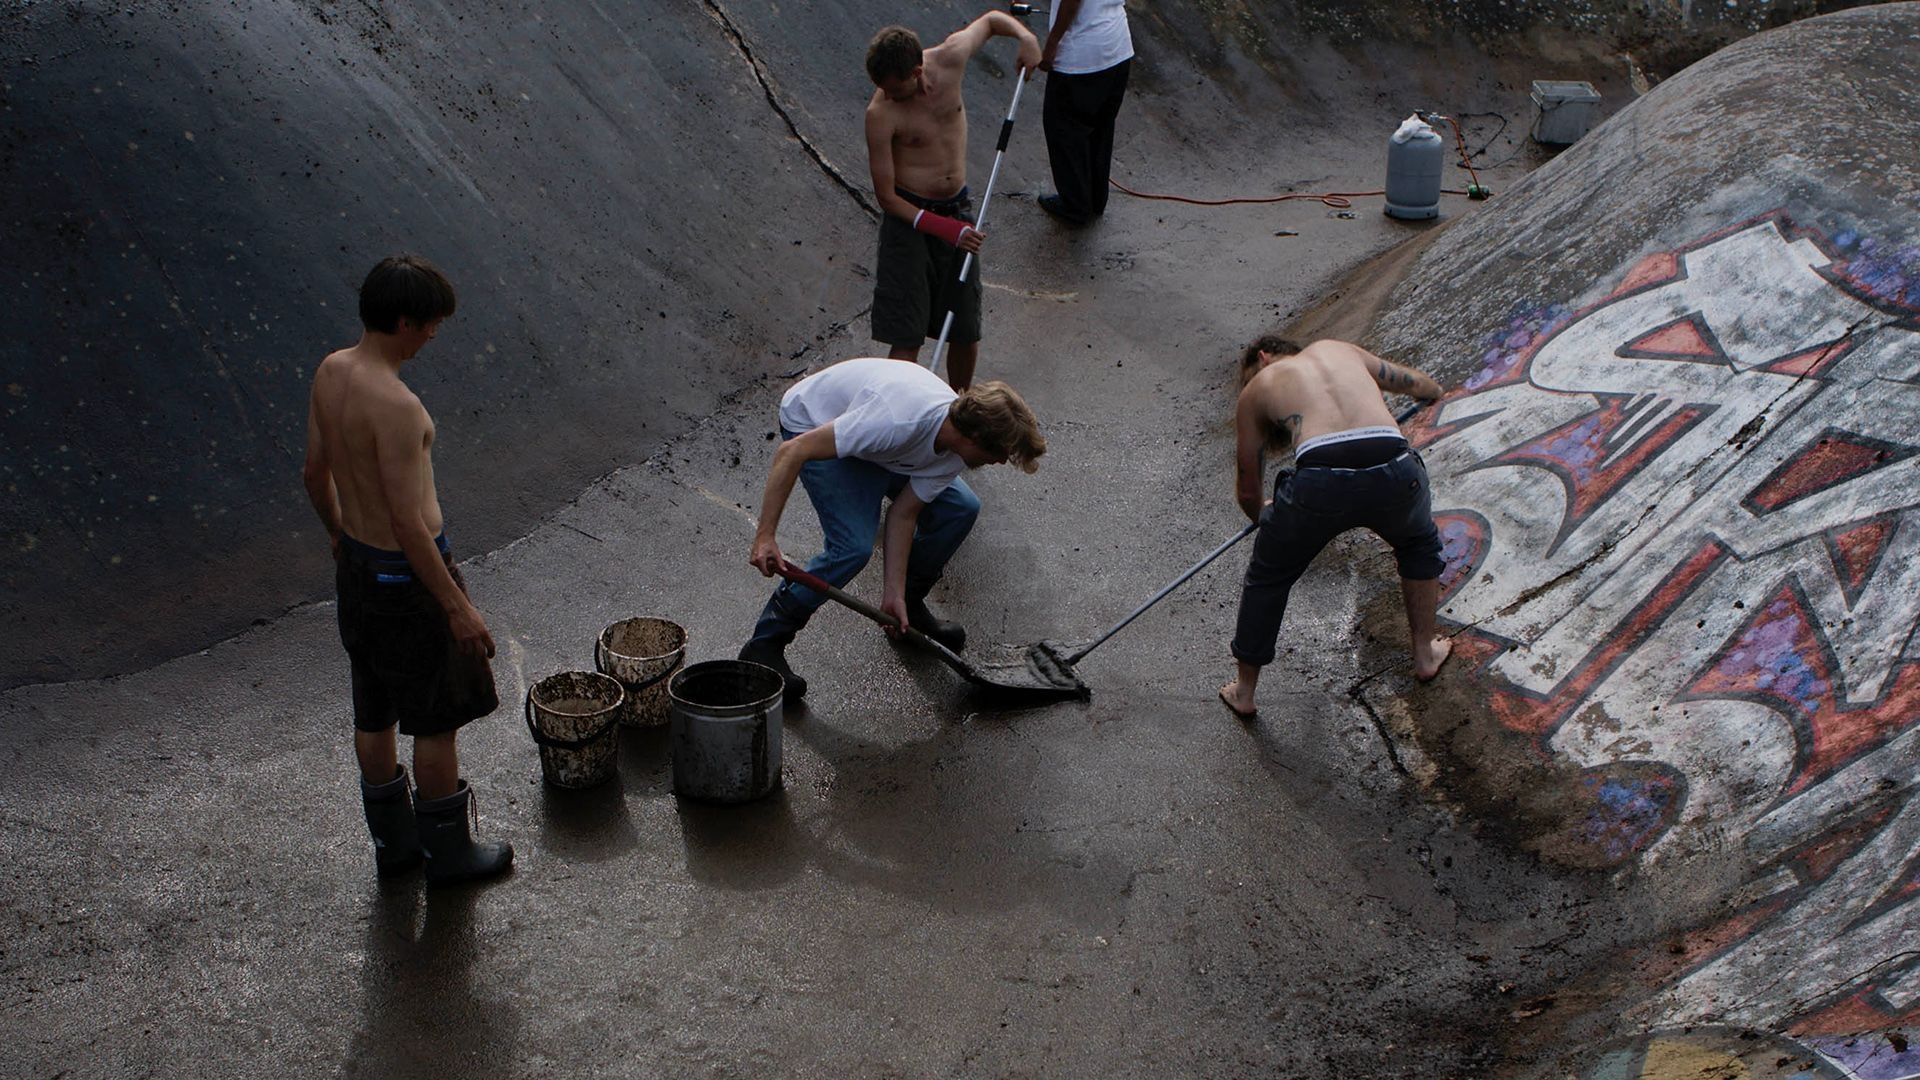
[595,616,687,728]
[669,660,783,803]
[526,670,625,789]
[1530,80,1601,145]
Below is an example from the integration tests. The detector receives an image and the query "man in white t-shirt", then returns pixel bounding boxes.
[743,358,1047,702]
[1037,0,1134,227]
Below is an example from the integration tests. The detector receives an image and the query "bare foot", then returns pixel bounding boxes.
[1217,681,1258,720]
[1413,636,1453,682]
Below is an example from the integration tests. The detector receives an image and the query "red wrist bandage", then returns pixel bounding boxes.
[912,209,972,247]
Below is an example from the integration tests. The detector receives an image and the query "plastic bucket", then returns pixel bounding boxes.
[525,671,625,789]
[595,617,687,728]
[669,660,783,803]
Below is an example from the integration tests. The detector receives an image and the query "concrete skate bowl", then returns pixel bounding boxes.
[1341,4,1920,1074]
[0,0,1867,690]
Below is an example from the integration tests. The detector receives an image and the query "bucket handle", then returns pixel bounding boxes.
[618,654,684,697]
[595,637,687,689]
[525,691,621,751]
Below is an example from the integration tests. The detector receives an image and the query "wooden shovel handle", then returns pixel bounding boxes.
[774,560,948,656]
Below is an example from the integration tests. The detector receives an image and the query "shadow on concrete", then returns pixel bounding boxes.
[674,787,806,891]
[344,881,521,1078]
[536,775,641,866]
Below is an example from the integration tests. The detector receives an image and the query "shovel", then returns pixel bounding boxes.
[775,521,1255,703]
[775,559,1090,702]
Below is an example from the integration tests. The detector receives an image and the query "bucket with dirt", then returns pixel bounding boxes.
[595,616,686,728]
[525,671,625,789]
[669,659,783,803]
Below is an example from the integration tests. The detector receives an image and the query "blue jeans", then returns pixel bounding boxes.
[1230,451,1443,667]
[748,432,981,646]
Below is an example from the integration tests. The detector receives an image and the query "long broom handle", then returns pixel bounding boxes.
[929,68,1029,375]
[1065,403,1430,665]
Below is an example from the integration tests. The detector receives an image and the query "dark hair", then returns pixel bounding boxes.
[359,255,457,334]
[867,25,923,85]
[1238,335,1304,387]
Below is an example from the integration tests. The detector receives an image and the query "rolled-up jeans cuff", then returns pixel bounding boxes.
[1229,642,1273,668]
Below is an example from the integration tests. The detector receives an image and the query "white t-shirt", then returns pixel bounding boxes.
[778,358,966,502]
[1050,0,1133,75]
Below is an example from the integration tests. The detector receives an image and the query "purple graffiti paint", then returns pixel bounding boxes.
[1798,1032,1920,1080]
[1830,228,1920,312]
[1464,302,1571,391]
[1579,773,1678,863]
[1714,598,1831,716]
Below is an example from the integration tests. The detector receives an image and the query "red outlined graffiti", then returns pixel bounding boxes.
[1418,211,1920,1039]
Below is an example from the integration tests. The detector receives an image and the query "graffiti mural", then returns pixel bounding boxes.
[1413,214,1920,1040]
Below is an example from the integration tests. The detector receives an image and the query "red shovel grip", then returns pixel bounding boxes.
[774,559,906,635]
[775,559,835,596]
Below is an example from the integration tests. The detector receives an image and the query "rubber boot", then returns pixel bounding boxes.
[360,765,422,877]
[906,594,966,653]
[740,636,807,703]
[415,780,513,888]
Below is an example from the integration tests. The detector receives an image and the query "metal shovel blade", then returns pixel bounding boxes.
[957,638,1089,701]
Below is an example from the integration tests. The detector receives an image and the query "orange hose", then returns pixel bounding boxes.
[1106,177,1367,209]
[1107,177,1475,207]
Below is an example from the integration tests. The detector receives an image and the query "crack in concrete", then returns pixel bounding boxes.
[1346,674,1410,777]
[1775,948,1920,1021]
[701,0,879,219]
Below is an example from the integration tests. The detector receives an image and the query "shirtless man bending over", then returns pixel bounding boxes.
[1218,338,1452,721]
[303,254,512,886]
[864,13,1040,390]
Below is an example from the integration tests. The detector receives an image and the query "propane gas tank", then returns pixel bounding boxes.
[1384,114,1443,220]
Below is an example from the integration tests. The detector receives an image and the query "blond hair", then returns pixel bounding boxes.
[950,381,1046,473]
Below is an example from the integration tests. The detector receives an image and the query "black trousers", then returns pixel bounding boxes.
[1230,454,1444,668]
[1042,57,1131,222]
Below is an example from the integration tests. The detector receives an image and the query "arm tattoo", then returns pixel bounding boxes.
[1377,360,1415,391]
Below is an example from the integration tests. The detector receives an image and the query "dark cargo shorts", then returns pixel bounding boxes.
[1231,449,1445,668]
[335,534,498,736]
[872,187,983,349]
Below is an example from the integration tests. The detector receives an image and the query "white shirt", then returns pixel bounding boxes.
[1049,0,1133,75]
[778,358,966,502]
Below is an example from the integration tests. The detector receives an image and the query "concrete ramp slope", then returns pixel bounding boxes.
[0,0,1865,693]
[0,2,876,689]
[1359,2,1920,1066]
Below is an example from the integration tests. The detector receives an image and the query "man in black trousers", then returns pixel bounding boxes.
[1037,0,1134,227]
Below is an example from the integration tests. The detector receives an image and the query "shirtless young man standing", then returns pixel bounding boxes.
[864,14,1041,391]
[1218,338,1452,721]
[303,255,512,886]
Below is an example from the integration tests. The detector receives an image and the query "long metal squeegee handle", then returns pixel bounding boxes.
[772,559,973,674]
[929,68,1030,375]
[1065,522,1259,665]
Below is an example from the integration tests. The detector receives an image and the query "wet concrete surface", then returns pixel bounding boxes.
[0,143,1585,1080]
[4,1,1883,1076]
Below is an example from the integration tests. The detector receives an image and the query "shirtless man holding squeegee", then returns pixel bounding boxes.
[1218,338,1452,721]
[864,13,1041,390]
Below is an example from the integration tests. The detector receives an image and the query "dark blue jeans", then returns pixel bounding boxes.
[1230,452,1444,667]
[748,432,981,646]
